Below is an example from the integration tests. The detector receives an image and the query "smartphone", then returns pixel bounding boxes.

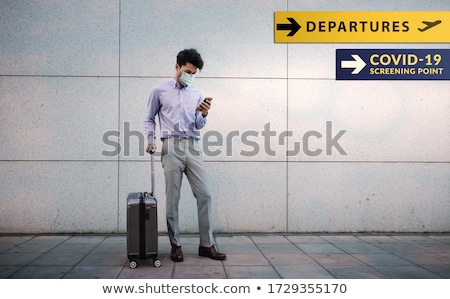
[197,97,213,110]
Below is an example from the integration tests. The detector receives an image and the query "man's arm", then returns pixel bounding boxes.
[144,89,159,154]
[195,98,212,129]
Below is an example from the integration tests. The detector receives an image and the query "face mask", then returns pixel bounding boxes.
[179,71,195,86]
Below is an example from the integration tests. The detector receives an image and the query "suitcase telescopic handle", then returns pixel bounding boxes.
[150,150,155,195]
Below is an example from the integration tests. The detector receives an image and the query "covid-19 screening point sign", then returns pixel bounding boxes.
[336,49,450,80]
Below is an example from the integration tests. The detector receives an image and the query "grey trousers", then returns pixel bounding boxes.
[161,138,215,248]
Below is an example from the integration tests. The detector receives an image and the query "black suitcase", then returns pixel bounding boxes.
[127,154,161,268]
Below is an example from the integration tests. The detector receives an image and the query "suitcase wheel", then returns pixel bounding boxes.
[153,258,161,268]
[129,260,138,269]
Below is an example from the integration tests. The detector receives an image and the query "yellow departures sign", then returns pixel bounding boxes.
[274,11,450,43]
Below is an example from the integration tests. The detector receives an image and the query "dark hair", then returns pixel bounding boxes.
[177,49,204,70]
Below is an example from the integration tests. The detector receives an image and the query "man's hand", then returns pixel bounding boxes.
[197,98,212,117]
[146,144,156,154]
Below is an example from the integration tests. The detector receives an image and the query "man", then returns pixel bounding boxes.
[145,49,226,262]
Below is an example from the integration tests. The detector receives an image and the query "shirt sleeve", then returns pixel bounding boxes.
[194,92,208,130]
[195,110,207,130]
[144,88,159,144]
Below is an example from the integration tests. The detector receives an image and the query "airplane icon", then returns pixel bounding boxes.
[418,20,442,32]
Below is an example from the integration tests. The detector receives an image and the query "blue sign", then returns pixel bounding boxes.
[336,49,450,80]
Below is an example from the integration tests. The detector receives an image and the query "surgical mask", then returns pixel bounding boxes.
[179,71,195,86]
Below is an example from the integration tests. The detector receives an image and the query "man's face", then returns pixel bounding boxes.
[176,62,198,80]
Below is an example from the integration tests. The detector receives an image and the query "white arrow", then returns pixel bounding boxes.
[341,54,367,74]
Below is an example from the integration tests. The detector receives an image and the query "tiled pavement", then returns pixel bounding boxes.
[0,234,449,279]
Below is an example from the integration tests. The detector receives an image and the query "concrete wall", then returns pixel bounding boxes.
[0,0,449,234]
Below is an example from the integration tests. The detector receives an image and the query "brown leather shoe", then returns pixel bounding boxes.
[171,245,183,262]
[198,245,227,260]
